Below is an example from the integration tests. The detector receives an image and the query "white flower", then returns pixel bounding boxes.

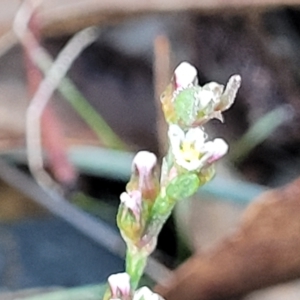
[168,124,228,171]
[108,273,131,300]
[133,287,165,300]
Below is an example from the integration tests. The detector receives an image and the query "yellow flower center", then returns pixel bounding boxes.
[180,142,201,162]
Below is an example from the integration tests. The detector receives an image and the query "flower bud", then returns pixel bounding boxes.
[133,287,165,300]
[160,62,198,124]
[173,62,198,90]
[128,151,159,203]
[161,64,241,127]
[108,273,131,300]
[120,191,142,222]
[117,191,144,244]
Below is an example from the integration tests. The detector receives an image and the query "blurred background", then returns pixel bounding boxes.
[0,0,300,299]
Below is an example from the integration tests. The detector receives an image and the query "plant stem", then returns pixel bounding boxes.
[13,0,126,150]
[33,42,126,150]
[126,247,148,290]
[58,77,126,149]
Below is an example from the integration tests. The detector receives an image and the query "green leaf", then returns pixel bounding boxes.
[166,173,200,200]
[174,87,199,127]
[151,195,173,216]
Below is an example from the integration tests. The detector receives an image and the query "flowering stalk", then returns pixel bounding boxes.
[117,151,159,289]
[104,62,241,300]
[125,246,148,289]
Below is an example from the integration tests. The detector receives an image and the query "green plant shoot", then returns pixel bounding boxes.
[103,62,241,300]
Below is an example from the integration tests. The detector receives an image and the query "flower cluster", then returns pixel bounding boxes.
[105,62,241,300]
[161,62,241,128]
[161,62,241,187]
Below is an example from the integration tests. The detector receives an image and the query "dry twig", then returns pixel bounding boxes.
[153,35,172,157]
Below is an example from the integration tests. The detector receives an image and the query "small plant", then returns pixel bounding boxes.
[104,62,241,300]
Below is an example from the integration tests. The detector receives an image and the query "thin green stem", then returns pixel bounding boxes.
[26,31,126,150]
[126,247,148,290]
[58,77,126,149]
[229,105,290,164]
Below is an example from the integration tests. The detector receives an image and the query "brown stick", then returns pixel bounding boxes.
[155,177,300,300]
[38,0,300,37]
[2,0,300,38]
[153,35,171,157]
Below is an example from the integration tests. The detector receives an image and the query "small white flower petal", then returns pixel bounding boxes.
[174,62,198,90]
[168,124,184,150]
[132,151,157,174]
[185,127,206,147]
[168,124,185,140]
[202,81,224,98]
[207,138,228,163]
[195,89,215,109]
[219,74,241,111]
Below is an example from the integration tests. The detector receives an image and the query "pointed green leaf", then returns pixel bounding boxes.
[166,173,200,200]
[174,87,200,127]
